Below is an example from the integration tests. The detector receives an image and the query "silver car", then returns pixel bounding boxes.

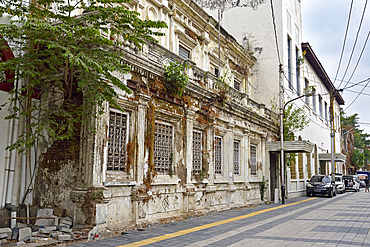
[335,174,346,194]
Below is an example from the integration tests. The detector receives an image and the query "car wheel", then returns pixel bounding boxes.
[329,189,333,198]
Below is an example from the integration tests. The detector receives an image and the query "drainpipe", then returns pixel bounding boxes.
[4,99,19,228]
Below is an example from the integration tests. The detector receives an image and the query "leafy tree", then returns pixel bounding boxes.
[351,149,365,169]
[283,103,309,141]
[0,0,167,152]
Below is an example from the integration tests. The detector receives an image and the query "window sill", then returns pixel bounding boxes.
[104,181,137,187]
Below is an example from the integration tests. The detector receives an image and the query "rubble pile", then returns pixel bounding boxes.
[0,209,87,246]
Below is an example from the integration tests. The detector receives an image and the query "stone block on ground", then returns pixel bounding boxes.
[61,228,72,233]
[60,217,72,226]
[39,228,52,234]
[51,231,60,238]
[35,209,55,227]
[57,234,71,241]
[46,226,57,231]
[0,233,8,239]
[0,228,12,239]
[17,240,25,246]
[18,227,31,241]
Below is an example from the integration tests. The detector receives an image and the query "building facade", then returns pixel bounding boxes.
[0,0,278,236]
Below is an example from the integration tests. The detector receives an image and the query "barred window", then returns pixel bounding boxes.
[192,131,202,174]
[234,141,240,175]
[107,111,128,171]
[154,123,173,174]
[234,79,241,91]
[214,136,222,174]
[250,144,257,175]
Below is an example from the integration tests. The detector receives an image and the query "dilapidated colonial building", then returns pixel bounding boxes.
[0,0,278,238]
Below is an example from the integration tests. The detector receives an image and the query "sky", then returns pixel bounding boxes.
[301,0,370,134]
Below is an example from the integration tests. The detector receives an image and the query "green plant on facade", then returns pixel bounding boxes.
[214,72,230,105]
[164,61,190,96]
[259,176,269,201]
[0,0,167,152]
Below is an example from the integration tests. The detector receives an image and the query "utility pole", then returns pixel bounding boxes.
[279,64,285,204]
[330,90,335,182]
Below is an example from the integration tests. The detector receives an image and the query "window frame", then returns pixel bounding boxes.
[153,121,174,174]
[179,45,191,60]
[192,130,203,174]
[287,36,292,89]
[250,144,257,176]
[107,109,130,172]
[214,136,223,175]
[233,140,241,175]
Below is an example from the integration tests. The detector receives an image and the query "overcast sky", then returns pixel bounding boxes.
[301,0,370,134]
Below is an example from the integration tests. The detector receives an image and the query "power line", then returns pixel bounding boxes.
[338,0,368,88]
[342,77,370,91]
[335,0,354,87]
[341,31,370,90]
[345,78,370,111]
[345,87,370,97]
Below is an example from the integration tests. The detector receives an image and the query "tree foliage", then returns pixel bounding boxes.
[283,103,309,141]
[351,149,365,168]
[0,0,167,152]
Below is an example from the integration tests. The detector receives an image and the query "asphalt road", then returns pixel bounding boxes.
[72,190,370,246]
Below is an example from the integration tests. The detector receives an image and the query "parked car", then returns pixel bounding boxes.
[306,175,336,198]
[335,174,346,194]
[343,175,360,192]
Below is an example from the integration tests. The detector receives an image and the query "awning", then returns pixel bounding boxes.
[318,153,346,162]
[266,141,314,153]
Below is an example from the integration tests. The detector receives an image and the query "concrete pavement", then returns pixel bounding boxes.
[71,190,370,246]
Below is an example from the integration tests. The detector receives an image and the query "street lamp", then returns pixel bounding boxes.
[280,92,314,204]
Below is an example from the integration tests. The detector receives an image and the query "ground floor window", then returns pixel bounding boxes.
[250,144,257,175]
[154,122,173,174]
[214,136,222,174]
[107,110,128,171]
[234,141,240,175]
[192,131,202,174]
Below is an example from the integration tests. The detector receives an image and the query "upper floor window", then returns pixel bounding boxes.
[319,95,322,118]
[234,78,241,91]
[305,79,309,105]
[179,45,190,59]
[107,110,129,171]
[325,102,328,122]
[192,131,202,174]
[250,144,257,175]
[287,37,292,89]
[296,48,300,96]
[214,136,222,175]
[154,123,173,174]
[287,12,291,32]
[312,88,316,112]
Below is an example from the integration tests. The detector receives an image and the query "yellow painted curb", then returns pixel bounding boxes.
[117,197,317,247]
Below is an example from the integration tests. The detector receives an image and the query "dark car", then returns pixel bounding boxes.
[306,175,336,197]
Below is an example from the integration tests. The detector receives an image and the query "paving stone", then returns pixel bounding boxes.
[60,217,73,226]
[61,227,72,233]
[39,228,52,234]
[35,209,55,227]
[0,227,12,239]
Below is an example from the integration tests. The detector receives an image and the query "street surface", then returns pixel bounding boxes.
[72,190,370,246]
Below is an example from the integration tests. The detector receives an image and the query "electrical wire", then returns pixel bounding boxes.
[341,31,370,90]
[344,78,370,111]
[338,0,368,88]
[334,0,354,87]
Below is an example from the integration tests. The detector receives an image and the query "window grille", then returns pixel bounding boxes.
[250,144,257,175]
[179,46,190,59]
[214,136,222,174]
[234,141,240,175]
[192,131,202,174]
[154,123,173,173]
[107,111,128,171]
